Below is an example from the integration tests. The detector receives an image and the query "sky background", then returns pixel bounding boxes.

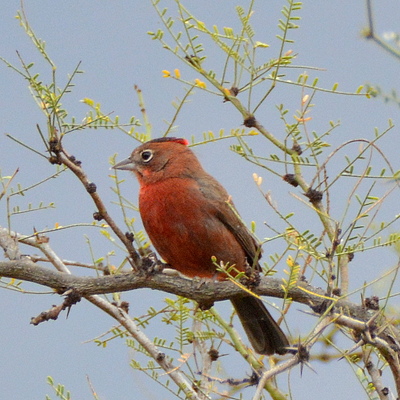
[1,1,400,399]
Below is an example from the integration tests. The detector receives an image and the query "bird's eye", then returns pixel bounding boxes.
[140,150,154,163]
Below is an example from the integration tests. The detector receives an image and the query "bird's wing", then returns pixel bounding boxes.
[197,175,262,267]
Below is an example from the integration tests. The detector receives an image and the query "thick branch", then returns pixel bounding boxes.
[0,259,396,334]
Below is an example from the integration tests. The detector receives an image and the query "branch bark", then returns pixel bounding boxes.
[0,258,342,305]
[0,258,398,340]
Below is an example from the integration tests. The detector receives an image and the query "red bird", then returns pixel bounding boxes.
[114,137,289,355]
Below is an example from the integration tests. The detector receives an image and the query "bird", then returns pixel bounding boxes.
[114,137,289,355]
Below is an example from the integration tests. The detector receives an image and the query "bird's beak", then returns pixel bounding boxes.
[113,157,136,171]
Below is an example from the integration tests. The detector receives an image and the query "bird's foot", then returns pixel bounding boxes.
[139,252,165,276]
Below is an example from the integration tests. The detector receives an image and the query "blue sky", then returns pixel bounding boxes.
[1,1,399,399]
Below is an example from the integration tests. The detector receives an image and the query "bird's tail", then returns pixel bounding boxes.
[230,295,289,355]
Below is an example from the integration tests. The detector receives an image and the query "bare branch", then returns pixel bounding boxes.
[1,258,399,341]
[363,349,391,400]
[0,228,22,260]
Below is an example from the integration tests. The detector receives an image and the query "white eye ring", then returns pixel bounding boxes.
[141,149,154,163]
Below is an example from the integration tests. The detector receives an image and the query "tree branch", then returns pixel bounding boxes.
[0,258,328,303]
[1,258,398,342]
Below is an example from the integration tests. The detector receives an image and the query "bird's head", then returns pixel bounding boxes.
[113,137,202,185]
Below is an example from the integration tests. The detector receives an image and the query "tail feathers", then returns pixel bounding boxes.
[230,295,289,355]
